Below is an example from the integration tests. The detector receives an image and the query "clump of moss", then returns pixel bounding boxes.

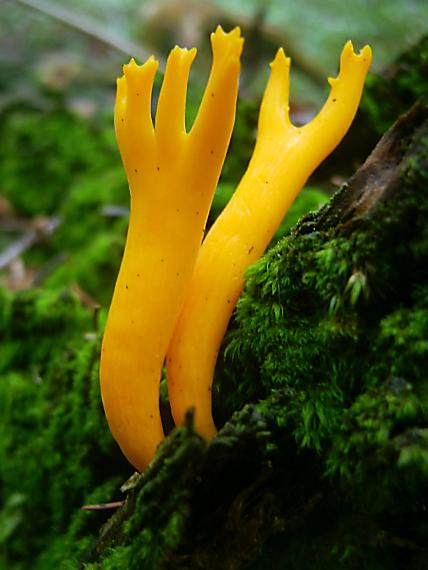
[218,106,428,435]
[210,109,428,567]
[91,422,206,570]
[82,401,287,570]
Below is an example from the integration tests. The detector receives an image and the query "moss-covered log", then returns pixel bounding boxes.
[76,101,428,569]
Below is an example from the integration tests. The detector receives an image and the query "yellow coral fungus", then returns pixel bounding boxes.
[100,27,243,472]
[167,41,372,438]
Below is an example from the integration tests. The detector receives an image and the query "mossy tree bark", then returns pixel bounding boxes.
[82,101,428,569]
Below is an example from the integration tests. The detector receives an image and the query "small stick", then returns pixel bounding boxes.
[80,501,124,511]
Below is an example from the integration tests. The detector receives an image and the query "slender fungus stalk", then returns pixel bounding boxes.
[167,41,372,438]
[100,27,243,472]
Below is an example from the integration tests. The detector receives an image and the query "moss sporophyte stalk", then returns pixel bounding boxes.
[100,27,372,472]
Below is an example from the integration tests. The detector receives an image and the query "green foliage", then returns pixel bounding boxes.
[0,105,119,216]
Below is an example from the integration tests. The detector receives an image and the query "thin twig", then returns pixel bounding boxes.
[0,216,60,269]
[0,230,36,269]
[81,501,124,511]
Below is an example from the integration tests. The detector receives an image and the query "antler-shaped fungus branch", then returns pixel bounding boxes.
[100,27,243,471]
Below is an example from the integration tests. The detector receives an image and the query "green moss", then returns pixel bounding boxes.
[217,230,373,445]
[0,105,119,216]
[84,421,206,570]
[208,110,428,568]
[0,287,129,570]
[217,115,428,438]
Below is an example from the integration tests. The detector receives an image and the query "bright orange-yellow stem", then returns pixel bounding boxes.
[167,41,372,438]
[100,27,243,471]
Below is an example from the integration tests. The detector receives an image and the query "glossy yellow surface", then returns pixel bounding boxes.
[167,41,372,438]
[100,27,243,471]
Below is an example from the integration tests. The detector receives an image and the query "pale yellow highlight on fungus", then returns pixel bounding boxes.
[167,41,372,438]
[100,26,244,472]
